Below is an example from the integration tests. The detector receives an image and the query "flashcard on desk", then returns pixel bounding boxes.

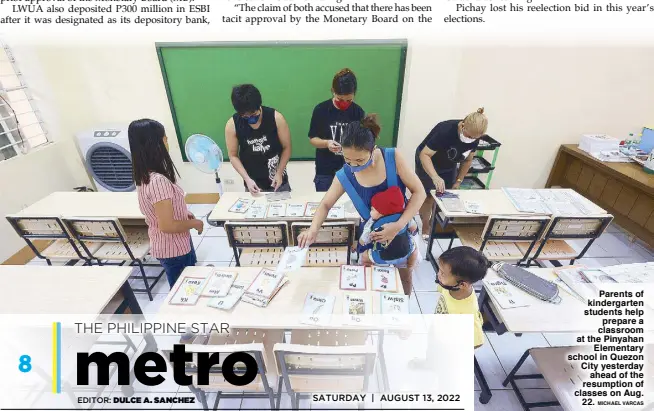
[484,278,532,309]
[266,203,287,218]
[229,198,254,213]
[276,246,308,273]
[201,270,238,298]
[207,282,247,310]
[246,268,284,299]
[245,203,267,219]
[342,293,371,326]
[464,200,483,214]
[305,202,320,217]
[169,276,205,305]
[371,266,398,292]
[300,292,336,326]
[287,203,306,217]
[339,265,366,290]
[327,206,345,219]
[380,293,409,325]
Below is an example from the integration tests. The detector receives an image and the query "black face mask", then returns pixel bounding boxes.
[436,277,463,292]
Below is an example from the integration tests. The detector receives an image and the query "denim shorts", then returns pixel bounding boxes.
[157,240,197,288]
[313,174,335,192]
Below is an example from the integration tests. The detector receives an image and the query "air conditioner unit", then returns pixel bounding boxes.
[76,126,135,192]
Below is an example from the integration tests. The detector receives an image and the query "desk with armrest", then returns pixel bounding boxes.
[208,191,360,225]
[426,189,611,271]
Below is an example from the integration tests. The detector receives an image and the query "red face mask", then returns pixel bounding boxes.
[334,99,352,111]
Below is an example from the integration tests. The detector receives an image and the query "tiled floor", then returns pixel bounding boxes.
[27,204,654,410]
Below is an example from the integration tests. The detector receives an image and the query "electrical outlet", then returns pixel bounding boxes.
[225,179,235,185]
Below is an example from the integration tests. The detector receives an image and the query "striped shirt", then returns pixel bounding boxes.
[137,172,191,259]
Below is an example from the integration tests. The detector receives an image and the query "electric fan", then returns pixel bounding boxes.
[185,134,224,195]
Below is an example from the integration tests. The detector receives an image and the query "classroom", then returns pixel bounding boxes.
[1,36,653,411]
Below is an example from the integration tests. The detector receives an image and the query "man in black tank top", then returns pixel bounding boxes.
[225,84,291,193]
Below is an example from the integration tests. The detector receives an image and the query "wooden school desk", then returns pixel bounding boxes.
[425,189,606,271]
[15,191,144,222]
[157,265,405,391]
[0,265,140,314]
[208,191,360,225]
[480,267,654,334]
[505,344,654,411]
[547,144,654,248]
[0,265,156,399]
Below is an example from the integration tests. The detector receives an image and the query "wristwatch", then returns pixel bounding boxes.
[456,178,463,183]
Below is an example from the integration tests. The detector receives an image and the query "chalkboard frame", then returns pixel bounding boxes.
[156,40,408,162]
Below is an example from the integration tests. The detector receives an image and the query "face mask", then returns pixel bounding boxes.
[460,133,477,144]
[334,99,352,111]
[246,114,260,125]
[346,152,373,173]
[436,277,463,292]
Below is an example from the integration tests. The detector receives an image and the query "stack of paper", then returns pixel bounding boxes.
[245,203,268,219]
[265,191,291,202]
[340,265,366,290]
[300,292,336,326]
[242,268,289,308]
[380,293,409,325]
[201,270,238,298]
[503,188,598,216]
[601,262,654,283]
[342,293,371,326]
[441,197,465,213]
[287,204,306,217]
[371,266,397,292]
[207,282,247,310]
[276,246,308,273]
[554,266,598,304]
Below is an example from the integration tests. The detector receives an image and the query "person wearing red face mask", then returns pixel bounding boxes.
[308,68,365,191]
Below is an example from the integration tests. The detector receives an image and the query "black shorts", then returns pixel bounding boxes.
[414,150,456,192]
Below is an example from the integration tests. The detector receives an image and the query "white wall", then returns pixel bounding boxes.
[3,40,654,260]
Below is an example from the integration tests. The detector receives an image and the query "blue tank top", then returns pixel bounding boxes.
[340,148,407,252]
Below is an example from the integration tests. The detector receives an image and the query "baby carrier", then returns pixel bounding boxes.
[336,148,415,266]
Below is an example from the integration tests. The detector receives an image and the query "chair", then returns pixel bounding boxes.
[225,221,289,267]
[453,216,551,264]
[166,329,284,411]
[5,215,102,265]
[274,341,377,410]
[522,215,613,266]
[62,217,164,301]
[291,222,355,266]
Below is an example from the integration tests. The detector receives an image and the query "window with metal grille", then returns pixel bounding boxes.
[0,42,49,162]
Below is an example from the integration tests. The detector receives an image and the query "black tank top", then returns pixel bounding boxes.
[233,106,288,190]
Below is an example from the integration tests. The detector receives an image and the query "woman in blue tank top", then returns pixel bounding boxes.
[298,114,427,296]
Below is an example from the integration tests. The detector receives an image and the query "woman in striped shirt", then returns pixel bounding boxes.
[128,119,204,288]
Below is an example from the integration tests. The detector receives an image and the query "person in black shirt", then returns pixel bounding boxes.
[415,108,488,238]
[308,68,365,191]
[225,84,291,194]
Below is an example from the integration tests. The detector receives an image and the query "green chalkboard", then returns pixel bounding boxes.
[156,40,407,161]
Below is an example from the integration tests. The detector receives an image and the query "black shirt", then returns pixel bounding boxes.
[233,106,288,190]
[308,99,365,176]
[417,119,479,171]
